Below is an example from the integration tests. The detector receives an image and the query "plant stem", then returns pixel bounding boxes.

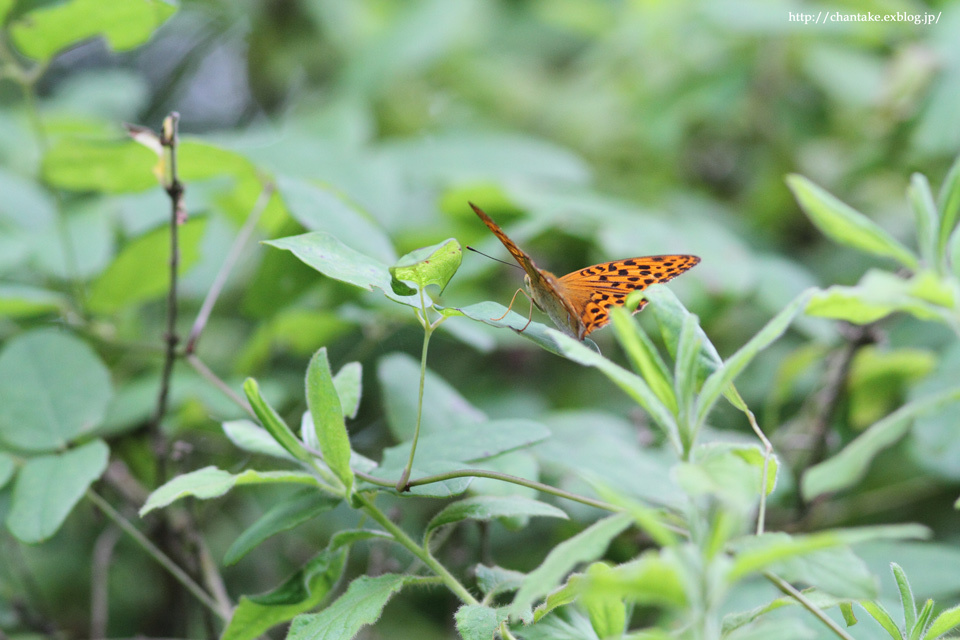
[764,572,855,640]
[396,287,434,491]
[186,353,253,416]
[355,493,478,605]
[86,490,229,621]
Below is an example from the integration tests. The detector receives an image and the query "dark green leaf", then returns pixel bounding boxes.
[425,496,567,540]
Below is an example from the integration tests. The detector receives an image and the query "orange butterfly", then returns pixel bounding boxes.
[470,203,699,340]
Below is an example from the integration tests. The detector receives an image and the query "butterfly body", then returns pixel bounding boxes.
[470,203,699,340]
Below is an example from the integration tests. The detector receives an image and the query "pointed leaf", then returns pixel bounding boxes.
[610,307,676,415]
[860,601,904,640]
[332,362,362,419]
[909,173,938,267]
[426,496,567,540]
[306,348,354,493]
[389,238,462,294]
[892,563,918,633]
[937,154,960,262]
[924,604,960,639]
[244,378,313,465]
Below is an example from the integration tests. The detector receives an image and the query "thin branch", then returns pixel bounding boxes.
[764,572,856,640]
[86,490,229,621]
[186,353,253,416]
[185,179,275,355]
[90,525,121,639]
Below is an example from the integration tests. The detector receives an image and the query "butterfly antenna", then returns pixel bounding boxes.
[466,246,523,270]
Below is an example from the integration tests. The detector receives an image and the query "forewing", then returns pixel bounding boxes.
[558,255,700,336]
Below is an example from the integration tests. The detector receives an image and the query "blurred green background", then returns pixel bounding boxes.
[2,0,960,638]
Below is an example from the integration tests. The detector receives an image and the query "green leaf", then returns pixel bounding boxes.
[787,174,919,270]
[452,301,583,357]
[722,588,847,635]
[696,289,813,426]
[0,452,15,490]
[9,0,176,61]
[455,604,508,640]
[937,154,960,263]
[87,217,208,313]
[609,307,676,415]
[389,238,462,294]
[674,312,701,430]
[511,512,632,616]
[276,175,396,261]
[0,0,14,23]
[0,329,113,452]
[305,348,354,493]
[841,601,859,626]
[806,270,955,325]
[42,138,159,192]
[425,496,567,540]
[802,385,960,500]
[581,563,627,639]
[578,553,687,607]
[547,330,679,449]
[892,563,917,632]
[265,231,420,307]
[243,378,313,465]
[909,173,938,267]
[222,419,298,462]
[222,547,347,640]
[139,467,320,516]
[287,573,419,640]
[860,600,904,640]
[224,491,342,565]
[332,362,362,419]
[475,565,526,598]
[0,285,66,318]
[915,600,935,640]
[924,604,960,639]
[6,439,109,543]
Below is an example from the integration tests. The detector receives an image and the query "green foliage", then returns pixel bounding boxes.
[3,1,960,639]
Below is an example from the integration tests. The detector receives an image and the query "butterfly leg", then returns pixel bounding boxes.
[491,288,535,333]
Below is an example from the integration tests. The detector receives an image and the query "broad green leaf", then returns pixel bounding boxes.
[577,553,686,607]
[366,458,474,498]
[0,285,65,318]
[729,525,929,583]
[455,605,508,640]
[287,574,419,640]
[674,312,701,431]
[265,232,420,307]
[721,588,847,635]
[224,491,342,565]
[222,419,298,462]
[610,307,676,415]
[42,138,159,192]
[305,348,354,493]
[222,547,347,640]
[924,604,960,639]
[548,330,679,449]
[909,173,938,267]
[244,378,313,465]
[139,466,320,516]
[389,238,462,295]
[806,270,954,325]
[892,563,917,632]
[0,329,112,452]
[937,154,960,263]
[860,601,903,640]
[450,302,577,356]
[802,386,960,499]
[0,453,14,489]
[87,217,208,313]
[511,512,632,616]
[590,484,678,547]
[787,174,919,270]
[276,175,395,260]
[6,439,109,543]
[9,0,176,61]
[581,563,627,639]
[475,565,526,598]
[332,362,362,419]
[696,289,812,426]
[425,496,567,540]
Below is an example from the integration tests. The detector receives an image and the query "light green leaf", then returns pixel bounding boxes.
[389,238,462,294]
[42,138,159,192]
[451,301,576,357]
[909,173,938,268]
[139,466,320,516]
[0,0,14,22]
[222,548,347,640]
[802,386,960,500]
[581,563,627,639]
[222,419,298,462]
[511,512,632,616]
[806,270,954,325]
[924,604,960,639]
[0,285,66,318]
[576,552,687,607]
[332,362,362,419]
[276,175,395,261]
[224,491,342,565]
[87,217,208,313]
[244,378,313,465]
[6,439,109,543]
[937,154,960,263]
[892,563,917,632]
[0,329,112,452]
[425,496,567,540]
[265,232,420,307]
[475,565,526,598]
[609,307,676,415]
[787,174,919,269]
[305,348,354,493]
[696,289,813,426]
[0,453,14,490]
[9,0,176,61]
[287,574,419,640]
[455,605,509,640]
[860,601,903,640]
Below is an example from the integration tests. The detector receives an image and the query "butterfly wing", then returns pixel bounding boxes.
[558,255,700,337]
[470,202,585,337]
